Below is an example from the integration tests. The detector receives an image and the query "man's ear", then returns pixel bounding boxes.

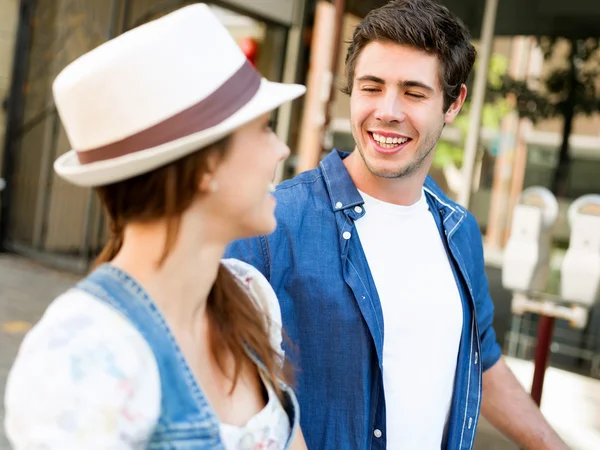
[444,84,468,125]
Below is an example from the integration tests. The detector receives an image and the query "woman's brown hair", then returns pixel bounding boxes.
[93,138,288,396]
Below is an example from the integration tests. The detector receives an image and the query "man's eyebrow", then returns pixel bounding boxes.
[401,80,435,92]
[356,75,385,84]
[356,75,435,93]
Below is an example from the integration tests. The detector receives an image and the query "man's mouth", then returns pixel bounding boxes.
[369,132,411,149]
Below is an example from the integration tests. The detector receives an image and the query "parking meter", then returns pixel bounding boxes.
[560,194,600,307]
[502,187,558,293]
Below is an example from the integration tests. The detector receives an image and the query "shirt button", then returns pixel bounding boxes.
[354,206,363,213]
[342,231,351,240]
[335,202,343,209]
[374,429,382,438]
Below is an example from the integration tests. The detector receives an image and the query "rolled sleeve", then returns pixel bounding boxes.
[477,285,503,372]
[468,217,502,372]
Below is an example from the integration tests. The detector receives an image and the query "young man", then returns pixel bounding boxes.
[227,1,567,448]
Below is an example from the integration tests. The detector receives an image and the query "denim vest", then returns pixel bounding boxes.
[76,264,300,449]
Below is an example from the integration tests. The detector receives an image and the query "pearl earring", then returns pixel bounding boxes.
[209,179,219,192]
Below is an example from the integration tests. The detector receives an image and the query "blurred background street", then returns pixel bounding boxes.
[2,0,600,448]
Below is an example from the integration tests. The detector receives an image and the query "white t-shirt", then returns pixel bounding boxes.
[4,259,290,450]
[355,189,463,449]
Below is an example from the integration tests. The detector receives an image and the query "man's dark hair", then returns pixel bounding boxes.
[343,0,476,111]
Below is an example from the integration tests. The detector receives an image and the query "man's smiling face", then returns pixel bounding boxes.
[350,41,461,181]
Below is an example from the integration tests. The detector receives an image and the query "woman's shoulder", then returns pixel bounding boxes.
[19,288,156,357]
[221,258,283,354]
[221,257,268,285]
[5,288,160,448]
[221,258,280,318]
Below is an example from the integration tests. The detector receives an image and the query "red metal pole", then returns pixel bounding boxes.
[530,315,555,406]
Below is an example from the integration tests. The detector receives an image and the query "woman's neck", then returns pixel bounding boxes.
[110,216,225,337]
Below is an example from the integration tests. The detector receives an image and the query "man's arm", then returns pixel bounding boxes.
[481,358,568,449]
[465,215,567,449]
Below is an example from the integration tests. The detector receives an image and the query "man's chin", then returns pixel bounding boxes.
[368,167,411,179]
[364,158,415,179]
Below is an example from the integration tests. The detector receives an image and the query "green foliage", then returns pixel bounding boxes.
[492,37,600,122]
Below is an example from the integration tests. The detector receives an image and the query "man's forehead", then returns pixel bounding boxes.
[354,41,441,88]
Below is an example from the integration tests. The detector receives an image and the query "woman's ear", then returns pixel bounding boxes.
[198,149,222,193]
[198,173,215,193]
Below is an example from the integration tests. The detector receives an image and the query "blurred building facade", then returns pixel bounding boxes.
[1,0,600,308]
[0,0,310,272]
[0,0,18,177]
[2,0,600,267]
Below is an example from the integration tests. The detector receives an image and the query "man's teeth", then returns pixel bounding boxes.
[372,132,409,147]
[268,183,276,193]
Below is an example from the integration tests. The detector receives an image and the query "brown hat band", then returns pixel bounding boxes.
[76,60,261,165]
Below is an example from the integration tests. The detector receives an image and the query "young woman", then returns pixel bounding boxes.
[4,4,307,449]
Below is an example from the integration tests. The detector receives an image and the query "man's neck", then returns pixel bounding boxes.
[342,151,429,206]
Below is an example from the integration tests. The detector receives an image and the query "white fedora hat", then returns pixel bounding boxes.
[53,3,305,187]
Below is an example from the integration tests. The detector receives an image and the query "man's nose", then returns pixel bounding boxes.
[374,94,406,123]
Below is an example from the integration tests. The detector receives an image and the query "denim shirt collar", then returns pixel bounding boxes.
[319,150,365,212]
[319,150,467,235]
[422,178,468,239]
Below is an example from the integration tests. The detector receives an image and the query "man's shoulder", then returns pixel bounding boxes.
[273,165,328,209]
[276,166,324,193]
[424,176,478,228]
[225,165,332,267]
[424,175,456,207]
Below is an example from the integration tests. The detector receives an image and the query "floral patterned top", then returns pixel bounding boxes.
[220,372,291,450]
[4,259,290,449]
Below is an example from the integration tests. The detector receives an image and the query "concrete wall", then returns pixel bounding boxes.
[0,0,19,177]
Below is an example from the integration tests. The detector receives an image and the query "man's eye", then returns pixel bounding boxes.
[362,88,380,92]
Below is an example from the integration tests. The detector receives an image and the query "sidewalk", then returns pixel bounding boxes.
[1,252,599,449]
[0,253,78,449]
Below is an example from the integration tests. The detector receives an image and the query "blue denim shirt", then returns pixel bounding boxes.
[226,150,502,450]
[76,264,300,449]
